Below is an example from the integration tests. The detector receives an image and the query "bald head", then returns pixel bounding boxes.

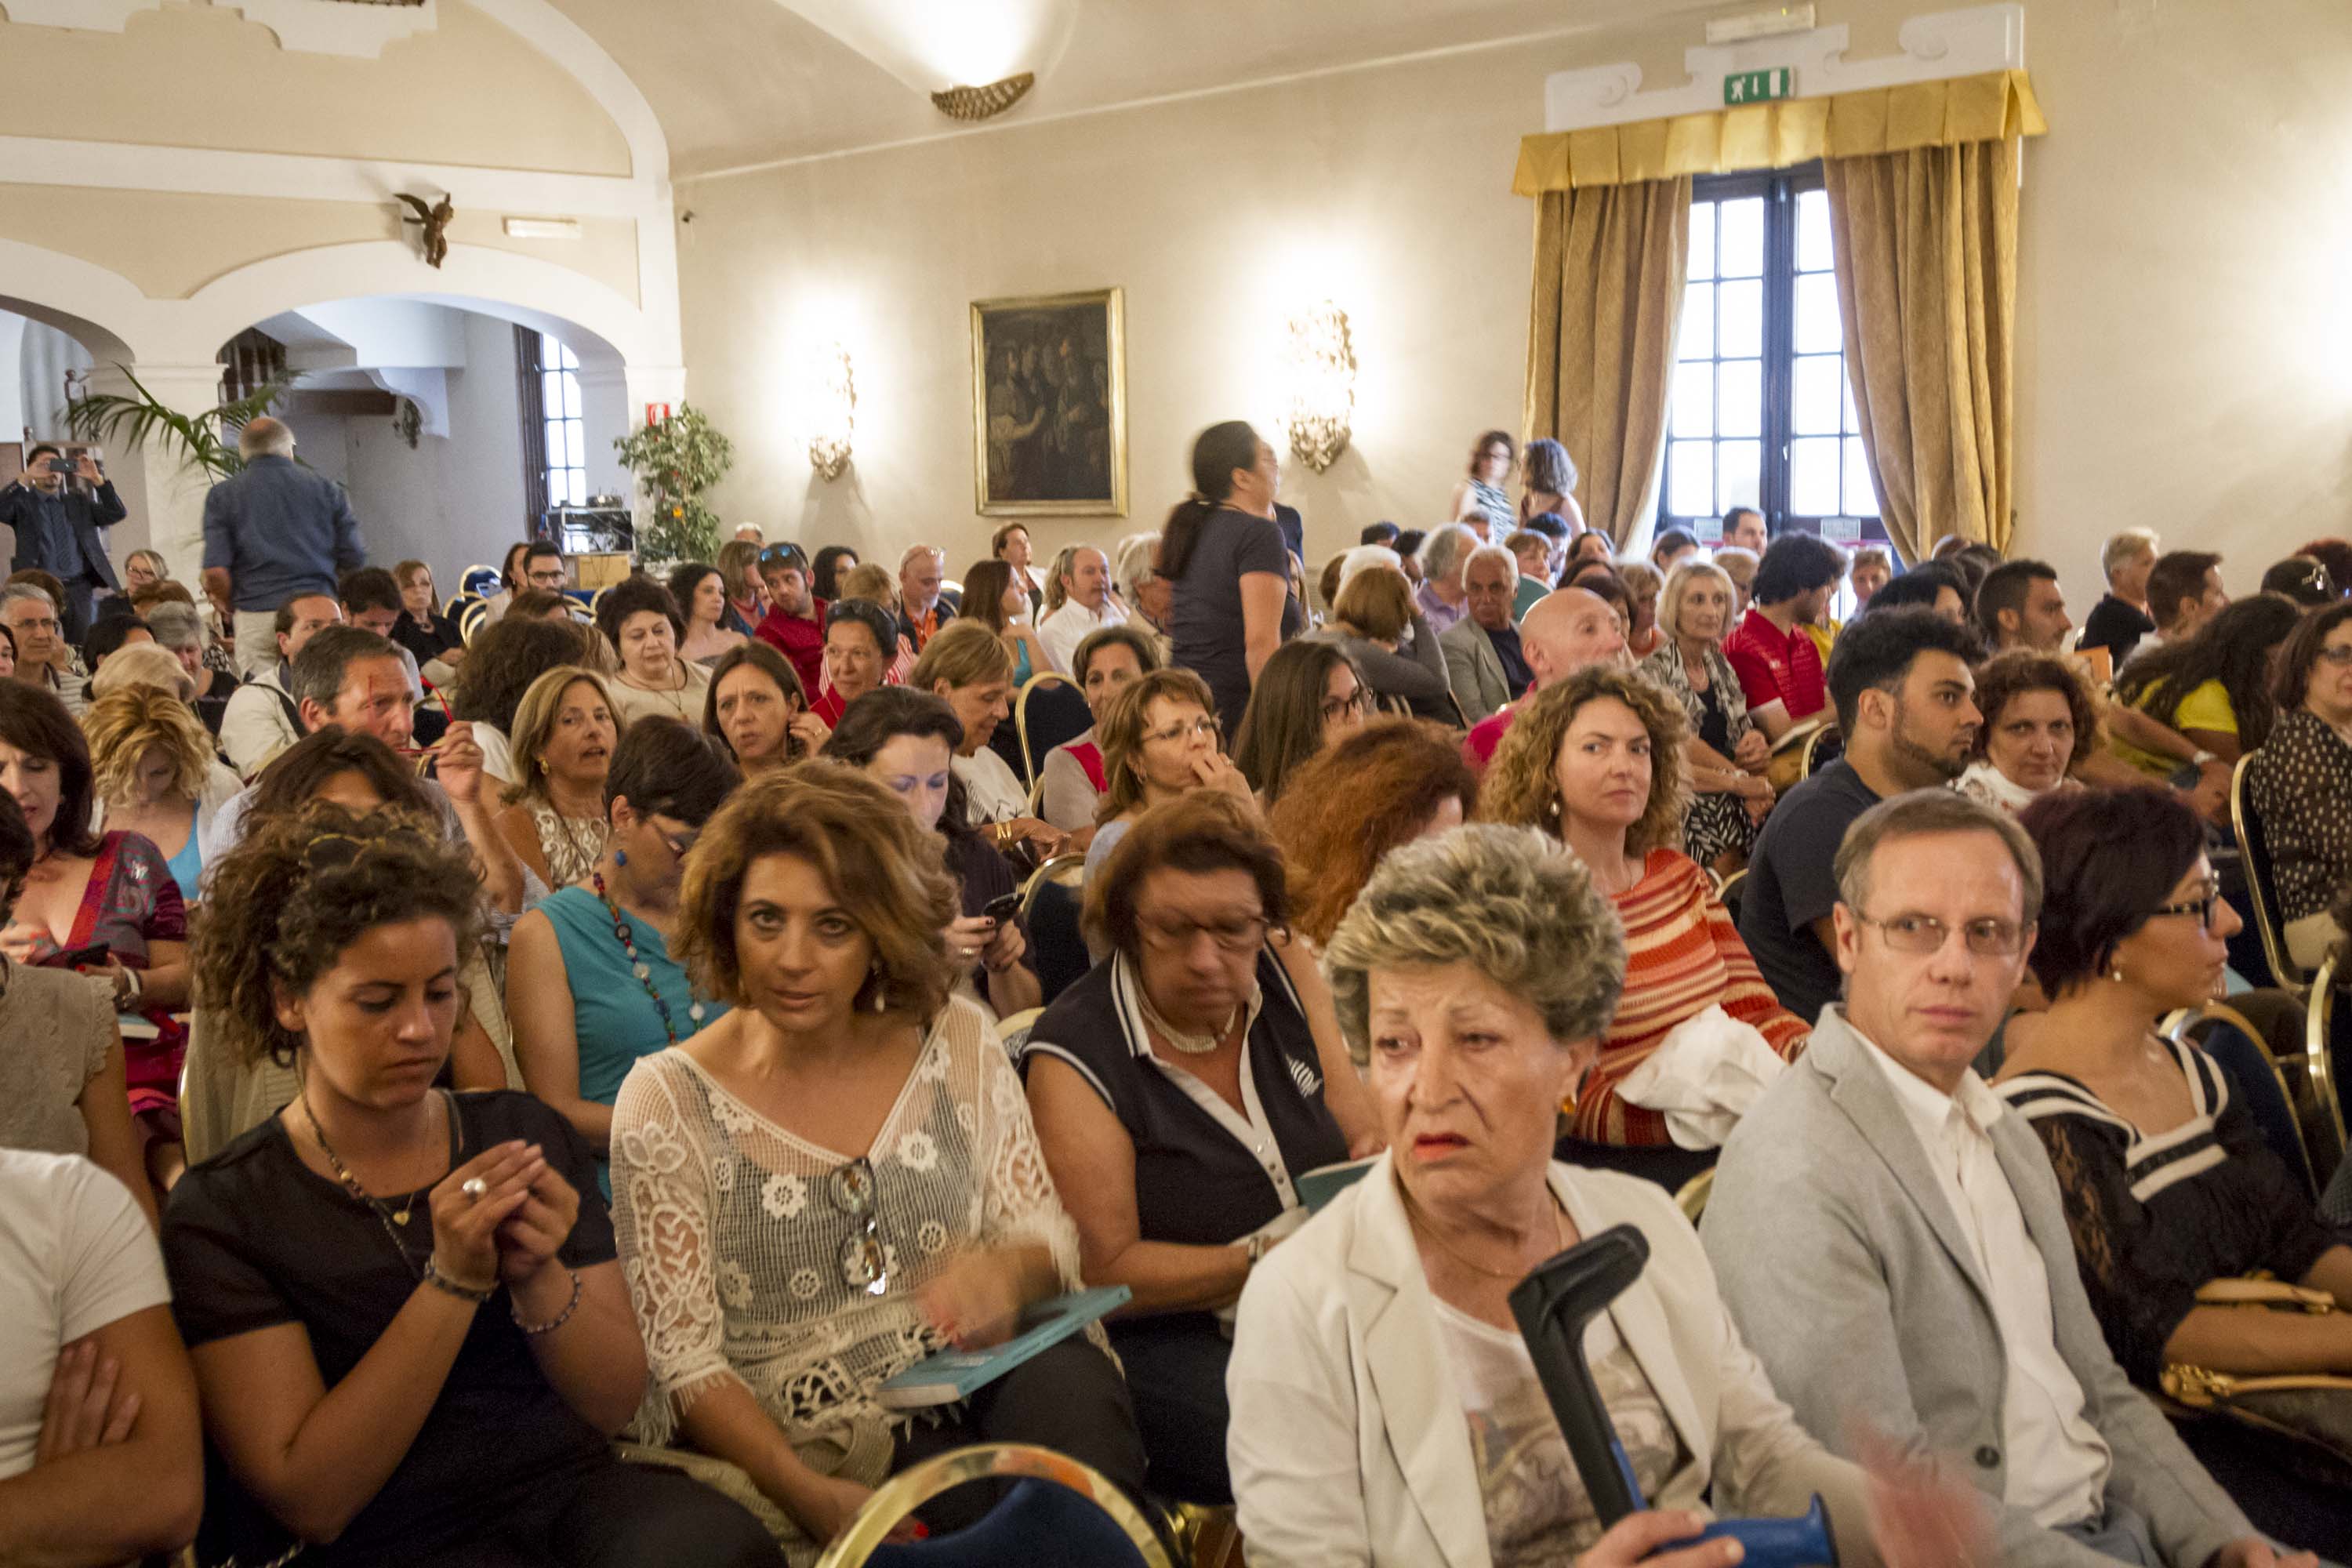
[1520,587,1627,688]
[239,417,296,459]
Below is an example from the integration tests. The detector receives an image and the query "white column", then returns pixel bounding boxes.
[85,363,225,579]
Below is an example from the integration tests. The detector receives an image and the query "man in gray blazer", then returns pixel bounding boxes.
[1438,545,1525,725]
[1702,790,2309,1568]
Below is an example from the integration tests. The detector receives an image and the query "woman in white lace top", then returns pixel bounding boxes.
[610,764,1145,1555]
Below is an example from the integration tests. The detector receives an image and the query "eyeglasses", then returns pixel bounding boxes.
[1320,689,1368,723]
[1853,911,2029,957]
[2315,646,2352,668]
[1138,913,1269,954]
[758,545,808,572]
[2151,877,2224,932]
[826,1157,889,1297]
[1145,716,1221,746]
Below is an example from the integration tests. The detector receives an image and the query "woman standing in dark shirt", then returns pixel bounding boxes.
[161,803,774,1568]
[1996,787,2352,1556]
[1163,421,1302,737]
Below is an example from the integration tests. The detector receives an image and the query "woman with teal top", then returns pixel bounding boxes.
[959,557,1050,682]
[506,716,741,1188]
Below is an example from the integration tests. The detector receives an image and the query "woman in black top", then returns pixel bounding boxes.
[1995,787,2352,1556]
[1022,793,1365,1504]
[1163,421,1303,735]
[162,803,774,1568]
[392,560,466,669]
[822,687,1040,1023]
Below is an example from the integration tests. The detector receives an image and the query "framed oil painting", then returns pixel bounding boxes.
[971,287,1127,517]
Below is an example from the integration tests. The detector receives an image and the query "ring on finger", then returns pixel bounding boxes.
[461,1177,488,1200]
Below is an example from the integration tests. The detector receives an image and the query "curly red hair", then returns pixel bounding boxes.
[1266,719,1479,946]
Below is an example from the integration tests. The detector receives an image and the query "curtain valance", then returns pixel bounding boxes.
[1511,69,2044,194]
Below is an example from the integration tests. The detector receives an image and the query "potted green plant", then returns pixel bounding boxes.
[65,367,296,480]
[614,404,733,567]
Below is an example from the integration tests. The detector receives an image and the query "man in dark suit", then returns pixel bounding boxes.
[0,445,123,642]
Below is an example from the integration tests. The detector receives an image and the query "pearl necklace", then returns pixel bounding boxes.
[1134,978,1239,1056]
[593,871,707,1044]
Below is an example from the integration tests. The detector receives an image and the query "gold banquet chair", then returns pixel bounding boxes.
[814,1443,1172,1568]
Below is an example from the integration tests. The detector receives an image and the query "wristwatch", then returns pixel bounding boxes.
[2190,750,2220,769]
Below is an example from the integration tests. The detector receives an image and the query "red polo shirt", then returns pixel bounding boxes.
[755,597,827,697]
[1723,607,1827,721]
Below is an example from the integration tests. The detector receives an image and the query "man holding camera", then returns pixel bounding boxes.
[2,445,123,643]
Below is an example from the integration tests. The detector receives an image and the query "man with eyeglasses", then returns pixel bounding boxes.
[0,583,85,717]
[1703,789,2305,1568]
[1738,607,1982,1022]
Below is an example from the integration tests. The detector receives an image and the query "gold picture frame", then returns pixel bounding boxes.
[970,286,1127,517]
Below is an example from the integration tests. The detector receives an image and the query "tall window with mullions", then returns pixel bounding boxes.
[1661,166,1880,550]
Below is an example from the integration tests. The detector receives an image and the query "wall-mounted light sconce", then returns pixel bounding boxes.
[931,71,1035,120]
[1286,299,1356,473]
[807,342,855,480]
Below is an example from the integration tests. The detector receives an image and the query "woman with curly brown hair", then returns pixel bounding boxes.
[1266,719,1475,947]
[608,764,1145,1555]
[1483,666,1806,1171]
[164,803,774,1568]
[1954,649,2099,815]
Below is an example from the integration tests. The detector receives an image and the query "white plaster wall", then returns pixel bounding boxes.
[673,0,2352,603]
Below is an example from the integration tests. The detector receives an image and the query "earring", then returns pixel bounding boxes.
[867,962,888,1012]
[612,848,628,867]
[2110,964,2125,984]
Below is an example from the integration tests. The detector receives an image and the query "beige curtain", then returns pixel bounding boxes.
[1524,178,1690,548]
[1824,140,2020,562]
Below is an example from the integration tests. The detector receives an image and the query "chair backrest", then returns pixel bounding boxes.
[459,563,502,597]
[1014,673,1094,789]
[2307,953,2351,1192]
[1800,722,1842,779]
[1022,853,1093,1006]
[2174,1012,2319,1201]
[459,601,491,646]
[1715,868,1748,924]
[2229,753,2307,993]
[815,1443,1171,1567]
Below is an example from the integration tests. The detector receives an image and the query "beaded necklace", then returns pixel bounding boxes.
[593,869,707,1044]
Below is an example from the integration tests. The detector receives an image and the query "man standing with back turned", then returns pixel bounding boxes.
[201,417,364,678]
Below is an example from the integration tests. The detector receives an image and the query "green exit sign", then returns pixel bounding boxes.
[1724,67,1794,105]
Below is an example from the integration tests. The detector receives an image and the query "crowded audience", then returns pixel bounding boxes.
[15,420,2352,1568]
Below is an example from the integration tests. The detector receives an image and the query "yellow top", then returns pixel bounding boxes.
[2109,678,2234,779]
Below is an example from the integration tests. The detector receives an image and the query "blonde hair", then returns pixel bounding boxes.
[1331,564,1414,644]
[1479,665,1689,854]
[840,562,896,604]
[907,619,1012,695]
[82,684,216,804]
[675,762,957,1020]
[1322,823,1624,1059]
[501,666,617,808]
[88,641,196,704]
[1097,666,1218,822]
[1657,559,1737,642]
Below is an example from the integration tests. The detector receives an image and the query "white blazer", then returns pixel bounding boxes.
[1226,1152,1881,1568]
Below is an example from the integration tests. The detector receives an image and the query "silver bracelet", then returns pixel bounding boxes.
[511,1269,583,1335]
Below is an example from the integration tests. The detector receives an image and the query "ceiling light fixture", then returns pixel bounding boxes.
[930,71,1035,121]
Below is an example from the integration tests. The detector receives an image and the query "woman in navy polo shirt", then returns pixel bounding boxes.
[1022,792,1363,1505]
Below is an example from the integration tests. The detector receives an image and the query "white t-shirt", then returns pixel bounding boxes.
[0,1149,171,1479]
[954,746,1030,826]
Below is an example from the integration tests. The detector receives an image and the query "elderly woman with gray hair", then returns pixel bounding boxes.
[1226,823,1941,1568]
[1415,522,1480,637]
[143,599,241,731]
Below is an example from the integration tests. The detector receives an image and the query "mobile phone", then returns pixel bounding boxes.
[45,458,74,476]
[980,891,1023,925]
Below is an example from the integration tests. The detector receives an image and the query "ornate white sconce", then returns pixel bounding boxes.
[1286,299,1356,473]
[808,342,855,480]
